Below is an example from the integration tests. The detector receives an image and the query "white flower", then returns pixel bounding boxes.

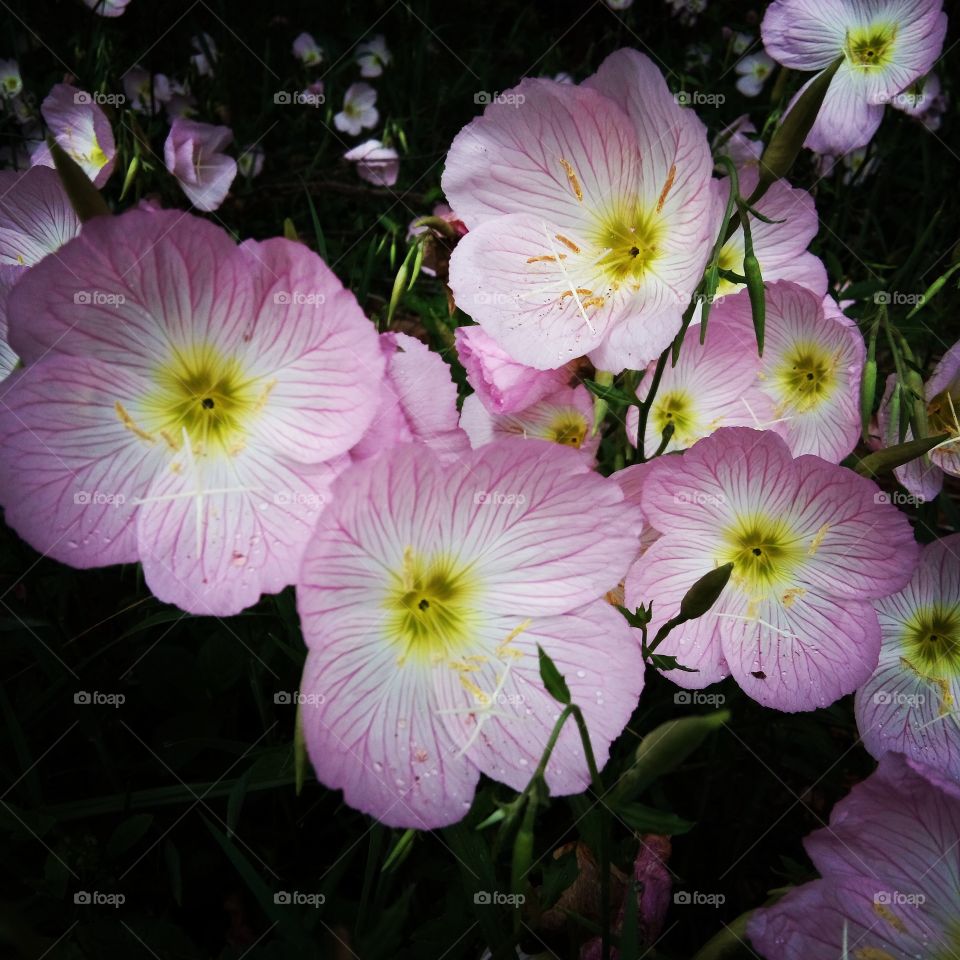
[293,32,324,67]
[334,83,379,136]
[0,60,22,100]
[355,35,392,76]
[735,52,776,97]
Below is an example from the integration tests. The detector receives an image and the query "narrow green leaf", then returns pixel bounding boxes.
[854,434,949,478]
[49,139,110,221]
[538,644,571,705]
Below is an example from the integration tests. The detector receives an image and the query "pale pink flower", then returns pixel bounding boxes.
[0,210,383,615]
[83,0,131,15]
[444,49,716,374]
[164,117,237,212]
[293,32,323,66]
[237,144,265,179]
[296,440,645,827]
[0,59,23,99]
[191,34,218,77]
[123,66,173,113]
[735,52,777,97]
[459,386,599,462]
[334,83,379,136]
[343,139,398,187]
[454,325,572,415]
[761,0,948,153]
[626,427,917,711]
[351,332,468,463]
[30,83,116,188]
[355,35,392,77]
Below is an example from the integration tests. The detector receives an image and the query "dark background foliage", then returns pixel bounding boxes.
[0,0,958,956]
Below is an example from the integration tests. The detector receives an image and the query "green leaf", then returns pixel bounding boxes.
[583,379,639,407]
[539,847,579,908]
[538,644,571,704]
[294,702,308,796]
[649,653,698,673]
[226,767,252,838]
[853,434,949,478]
[382,827,417,873]
[615,604,651,629]
[677,563,734,623]
[614,800,695,835]
[49,139,110,221]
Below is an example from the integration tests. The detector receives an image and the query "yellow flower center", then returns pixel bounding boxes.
[651,390,698,446]
[774,342,837,413]
[146,344,266,456]
[385,549,477,664]
[715,243,743,297]
[721,515,805,594]
[591,204,664,286]
[902,604,960,679]
[927,384,960,438]
[545,409,588,448]
[845,23,898,70]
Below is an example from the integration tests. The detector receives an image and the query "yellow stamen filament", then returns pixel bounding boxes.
[656,164,677,214]
[559,158,583,201]
[554,234,581,254]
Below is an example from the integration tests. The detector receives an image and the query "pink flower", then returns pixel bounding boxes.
[0,210,383,615]
[855,535,960,783]
[708,283,864,462]
[761,0,948,154]
[460,385,599,462]
[355,35,392,77]
[292,32,323,67]
[735,52,776,97]
[748,752,960,958]
[0,166,81,379]
[30,83,116,188]
[625,427,917,711]
[83,0,131,15]
[163,117,237,212]
[237,144,265,179]
[296,441,645,828]
[444,49,715,374]
[455,325,574,415]
[334,83,379,136]
[343,139,398,187]
[351,332,468,463]
[123,66,173,113]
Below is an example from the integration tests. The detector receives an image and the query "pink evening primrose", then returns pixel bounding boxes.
[626,427,917,711]
[708,282,865,462]
[296,439,645,828]
[459,385,600,462]
[30,83,116,188]
[350,331,469,463]
[856,534,960,784]
[83,0,131,15]
[355,35,392,78]
[343,139,399,187]
[734,52,777,97]
[761,0,948,154]
[292,32,324,67]
[444,49,716,374]
[164,117,238,212]
[454,325,574,415]
[0,165,81,379]
[748,752,960,958]
[0,210,383,616]
[334,83,379,136]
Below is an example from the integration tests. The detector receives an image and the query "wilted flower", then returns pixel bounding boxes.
[735,51,776,97]
[0,210,383,615]
[761,0,948,153]
[343,139,398,187]
[163,117,237,211]
[292,32,324,67]
[296,439,645,827]
[626,427,917,711]
[749,752,960,958]
[856,534,960,784]
[123,65,173,113]
[355,35,392,77]
[445,49,715,374]
[30,83,117,188]
[334,82,379,136]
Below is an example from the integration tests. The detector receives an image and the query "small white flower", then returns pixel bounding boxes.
[355,35,392,77]
[735,52,776,97]
[334,83,379,136]
[0,60,23,100]
[293,32,324,67]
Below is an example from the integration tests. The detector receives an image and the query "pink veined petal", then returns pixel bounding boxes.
[0,356,165,566]
[435,602,645,794]
[0,166,80,267]
[232,236,384,462]
[442,77,642,233]
[299,644,481,829]
[760,0,849,70]
[800,65,885,154]
[178,151,237,212]
[136,446,344,616]
[877,374,944,500]
[351,331,467,463]
[7,209,251,371]
[624,537,731,687]
[719,590,880,711]
[585,303,690,376]
[0,265,21,380]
